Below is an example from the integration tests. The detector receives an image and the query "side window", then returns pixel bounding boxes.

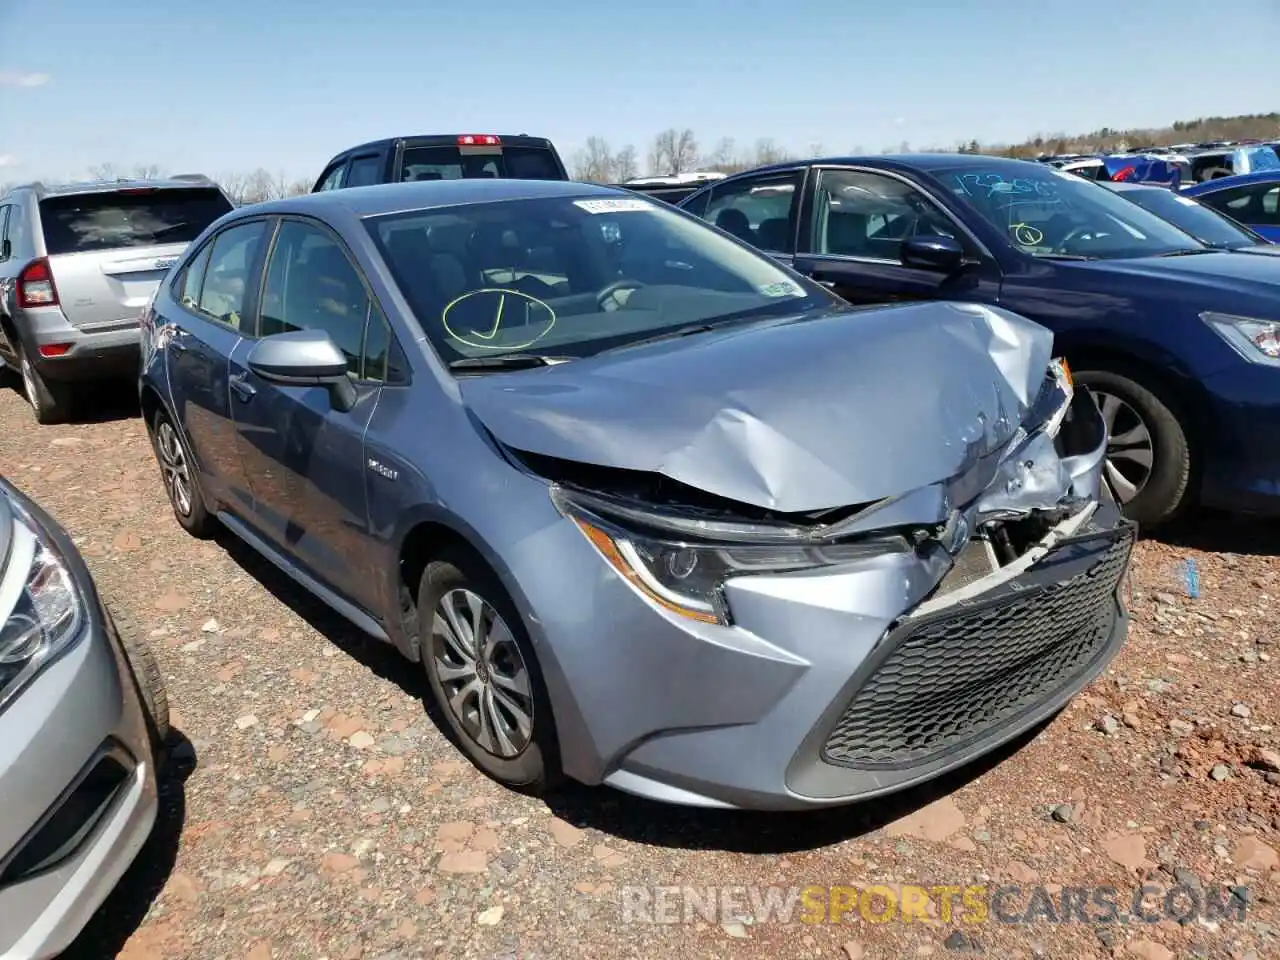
[360,302,407,383]
[178,240,214,309]
[1203,184,1280,224]
[681,188,711,218]
[703,170,803,252]
[259,220,370,375]
[811,169,960,261]
[195,221,267,330]
[345,155,383,188]
[316,163,346,192]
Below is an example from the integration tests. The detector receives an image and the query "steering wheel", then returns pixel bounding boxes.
[597,279,644,312]
[1055,225,1099,254]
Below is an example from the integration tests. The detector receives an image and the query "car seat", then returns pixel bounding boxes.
[714,208,753,242]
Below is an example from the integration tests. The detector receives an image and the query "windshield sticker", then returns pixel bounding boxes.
[442,288,556,351]
[757,280,805,298]
[1009,223,1045,246]
[573,198,655,215]
[955,172,1062,200]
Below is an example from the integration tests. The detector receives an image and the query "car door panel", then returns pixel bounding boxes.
[228,363,383,614]
[792,166,1002,307]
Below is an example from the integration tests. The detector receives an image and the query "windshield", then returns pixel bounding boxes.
[39,187,233,255]
[1119,188,1260,249]
[365,195,827,364]
[934,164,1206,259]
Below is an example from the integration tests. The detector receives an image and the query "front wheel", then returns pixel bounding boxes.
[1075,369,1193,526]
[418,550,561,794]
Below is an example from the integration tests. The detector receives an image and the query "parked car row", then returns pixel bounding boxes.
[671,153,1280,526]
[0,134,1274,956]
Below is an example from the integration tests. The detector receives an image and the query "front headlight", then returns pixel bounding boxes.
[553,487,911,625]
[1201,311,1280,367]
[1,506,85,707]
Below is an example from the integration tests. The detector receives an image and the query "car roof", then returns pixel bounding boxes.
[234,177,634,220]
[729,153,1043,180]
[1184,169,1280,193]
[2,175,221,202]
[326,133,556,160]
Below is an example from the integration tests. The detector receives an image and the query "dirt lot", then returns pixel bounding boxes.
[0,381,1276,960]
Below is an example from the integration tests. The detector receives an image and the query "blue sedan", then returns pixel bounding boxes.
[1182,170,1280,242]
[679,154,1280,524]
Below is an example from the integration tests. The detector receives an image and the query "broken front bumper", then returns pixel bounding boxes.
[600,500,1134,810]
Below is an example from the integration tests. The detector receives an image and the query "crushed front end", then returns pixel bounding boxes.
[506,355,1134,810]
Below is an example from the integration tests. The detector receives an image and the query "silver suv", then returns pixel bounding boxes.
[0,177,234,423]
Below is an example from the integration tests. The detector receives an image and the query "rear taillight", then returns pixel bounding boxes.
[457,134,501,146]
[17,258,58,308]
[38,343,71,358]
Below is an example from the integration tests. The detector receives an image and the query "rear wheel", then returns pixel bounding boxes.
[1075,368,1193,526]
[19,345,73,425]
[418,549,561,794]
[150,409,217,538]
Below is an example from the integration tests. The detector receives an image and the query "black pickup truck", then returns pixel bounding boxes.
[310,134,712,203]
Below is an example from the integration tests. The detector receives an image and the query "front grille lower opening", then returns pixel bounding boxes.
[0,749,132,887]
[821,531,1132,770]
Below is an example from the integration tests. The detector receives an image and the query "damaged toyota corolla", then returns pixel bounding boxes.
[142,179,1134,811]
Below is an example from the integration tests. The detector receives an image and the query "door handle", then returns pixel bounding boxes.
[229,372,257,401]
[168,329,188,353]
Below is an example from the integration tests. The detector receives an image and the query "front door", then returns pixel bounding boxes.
[229,217,388,614]
[792,167,1001,306]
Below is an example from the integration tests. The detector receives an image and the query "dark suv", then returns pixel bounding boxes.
[0,176,235,422]
[311,134,569,192]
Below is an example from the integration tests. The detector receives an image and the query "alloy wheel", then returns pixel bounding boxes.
[155,421,194,517]
[431,588,534,759]
[1092,390,1155,504]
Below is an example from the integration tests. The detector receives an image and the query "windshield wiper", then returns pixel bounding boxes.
[448,354,573,372]
[147,222,194,241]
[601,323,717,354]
[1035,253,1096,261]
[1157,248,1219,257]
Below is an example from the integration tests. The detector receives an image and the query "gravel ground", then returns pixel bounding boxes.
[0,380,1276,960]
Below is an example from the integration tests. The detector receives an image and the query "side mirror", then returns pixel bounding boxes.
[246,329,357,412]
[901,235,965,273]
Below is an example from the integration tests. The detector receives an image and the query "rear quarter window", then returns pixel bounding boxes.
[400,145,563,182]
[39,187,234,255]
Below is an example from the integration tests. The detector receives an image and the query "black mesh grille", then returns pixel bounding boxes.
[821,529,1133,769]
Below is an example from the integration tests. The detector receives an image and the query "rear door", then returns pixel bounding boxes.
[38,185,234,330]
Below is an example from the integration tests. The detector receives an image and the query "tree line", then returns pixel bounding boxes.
[575,112,1280,181]
[4,112,1276,198]
[0,163,313,205]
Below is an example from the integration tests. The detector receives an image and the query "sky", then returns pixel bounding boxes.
[2,0,1278,184]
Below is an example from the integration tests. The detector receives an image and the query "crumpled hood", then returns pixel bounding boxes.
[460,301,1055,513]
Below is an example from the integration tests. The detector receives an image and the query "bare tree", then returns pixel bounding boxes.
[132,163,166,179]
[649,128,699,175]
[613,145,639,182]
[240,168,277,205]
[573,137,616,182]
[88,163,118,180]
[705,137,738,170]
[752,138,789,165]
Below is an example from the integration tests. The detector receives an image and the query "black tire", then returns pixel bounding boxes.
[18,343,73,425]
[111,605,171,750]
[417,549,562,794]
[149,407,217,538]
[1075,368,1193,527]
